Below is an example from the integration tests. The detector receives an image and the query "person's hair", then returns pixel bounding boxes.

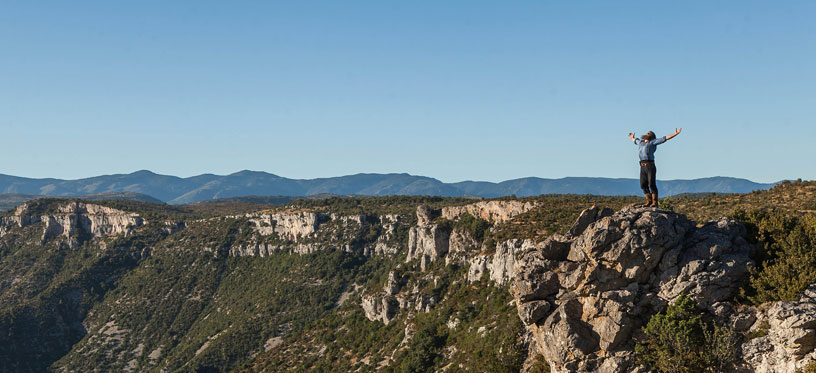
[641,131,656,141]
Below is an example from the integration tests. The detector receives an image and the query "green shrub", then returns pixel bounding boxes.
[800,361,816,373]
[733,210,816,303]
[635,294,737,373]
[658,197,675,211]
[393,320,447,373]
[454,213,491,242]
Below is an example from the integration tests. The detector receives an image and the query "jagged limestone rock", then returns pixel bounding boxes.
[568,205,613,237]
[416,205,439,226]
[656,217,753,309]
[361,294,398,325]
[249,211,328,241]
[741,284,816,372]
[0,201,144,242]
[406,225,450,270]
[467,255,488,282]
[446,228,479,265]
[488,239,534,286]
[517,299,550,325]
[466,238,533,286]
[406,205,451,270]
[513,206,755,372]
[536,235,572,261]
[511,255,560,302]
[230,213,404,258]
[384,271,401,295]
[440,200,538,223]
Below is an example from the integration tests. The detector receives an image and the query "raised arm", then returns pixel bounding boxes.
[665,128,682,141]
[628,132,637,142]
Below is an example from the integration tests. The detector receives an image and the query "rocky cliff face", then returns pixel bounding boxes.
[467,239,536,286]
[406,225,451,270]
[511,205,816,372]
[226,211,402,257]
[362,202,542,324]
[249,211,330,241]
[0,201,144,242]
[441,200,537,223]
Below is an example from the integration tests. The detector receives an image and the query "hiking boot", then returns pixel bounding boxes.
[650,193,659,207]
[644,194,652,207]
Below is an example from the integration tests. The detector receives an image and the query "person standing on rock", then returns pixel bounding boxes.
[628,128,682,207]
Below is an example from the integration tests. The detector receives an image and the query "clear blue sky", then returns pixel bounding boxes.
[1,1,813,183]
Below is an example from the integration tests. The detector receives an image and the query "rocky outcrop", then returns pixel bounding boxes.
[406,206,451,270]
[361,294,398,325]
[372,214,401,256]
[384,271,402,295]
[0,204,44,235]
[0,201,144,241]
[407,225,450,270]
[741,284,816,372]
[512,205,755,372]
[234,212,403,257]
[362,270,447,324]
[446,229,479,266]
[405,203,546,282]
[249,212,329,241]
[441,200,537,223]
[467,239,535,286]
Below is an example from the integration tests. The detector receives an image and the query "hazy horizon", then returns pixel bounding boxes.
[0,168,784,185]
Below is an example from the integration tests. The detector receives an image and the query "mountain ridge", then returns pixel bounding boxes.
[0,171,777,204]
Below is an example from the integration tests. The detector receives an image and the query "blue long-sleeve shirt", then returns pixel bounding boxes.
[633,137,666,161]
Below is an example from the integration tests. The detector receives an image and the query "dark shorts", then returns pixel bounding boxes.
[640,162,657,194]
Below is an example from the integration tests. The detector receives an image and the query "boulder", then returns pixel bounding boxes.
[568,205,613,237]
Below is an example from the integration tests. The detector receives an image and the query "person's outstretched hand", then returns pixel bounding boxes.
[674,128,682,135]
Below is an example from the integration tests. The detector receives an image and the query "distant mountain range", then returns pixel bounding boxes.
[0,170,777,205]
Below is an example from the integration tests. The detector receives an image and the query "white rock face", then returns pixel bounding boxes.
[228,243,280,257]
[249,212,328,241]
[232,213,404,257]
[0,201,144,241]
[441,200,537,223]
[489,239,534,286]
[384,272,401,295]
[465,239,534,286]
[742,285,816,372]
[0,204,44,236]
[361,294,398,324]
[467,255,488,283]
[406,225,450,270]
[446,229,478,265]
